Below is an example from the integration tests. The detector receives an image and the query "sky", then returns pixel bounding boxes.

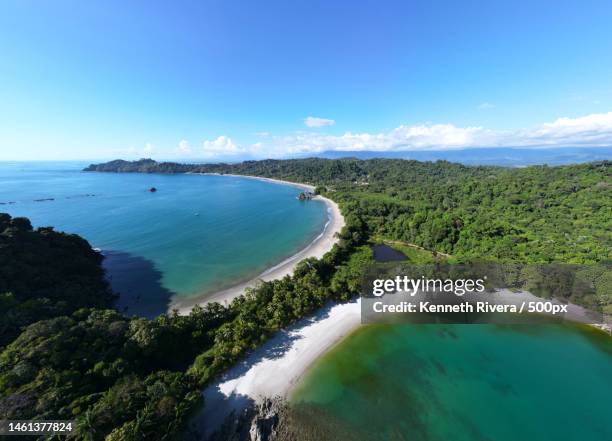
[1,0,612,161]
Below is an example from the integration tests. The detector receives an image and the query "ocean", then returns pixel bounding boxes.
[0,161,328,317]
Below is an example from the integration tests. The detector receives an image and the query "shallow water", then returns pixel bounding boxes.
[292,323,612,441]
[0,161,327,316]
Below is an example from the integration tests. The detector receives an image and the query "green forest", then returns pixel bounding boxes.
[0,214,115,347]
[1,157,610,439]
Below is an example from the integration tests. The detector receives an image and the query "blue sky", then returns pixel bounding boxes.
[1,0,612,160]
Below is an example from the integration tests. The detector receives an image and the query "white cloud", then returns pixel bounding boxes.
[304,116,336,128]
[178,139,192,154]
[202,135,245,157]
[478,102,495,110]
[243,111,612,156]
[120,111,612,160]
[257,124,490,155]
[520,112,612,145]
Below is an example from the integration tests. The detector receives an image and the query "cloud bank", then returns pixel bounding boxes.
[262,111,612,156]
[165,111,612,159]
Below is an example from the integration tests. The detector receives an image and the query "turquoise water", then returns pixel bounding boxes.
[0,161,328,316]
[293,324,612,441]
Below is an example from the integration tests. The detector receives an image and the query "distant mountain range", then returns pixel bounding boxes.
[308,147,612,166]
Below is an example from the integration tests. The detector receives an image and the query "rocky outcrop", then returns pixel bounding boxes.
[249,398,281,441]
[297,191,314,200]
[209,398,284,441]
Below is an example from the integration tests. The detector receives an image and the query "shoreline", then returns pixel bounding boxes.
[169,174,344,314]
[190,290,611,437]
[188,291,610,438]
[190,299,362,438]
[200,173,317,192]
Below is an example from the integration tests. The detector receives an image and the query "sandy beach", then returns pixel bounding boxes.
[188,287,611,438]
[169,174,345,314]
[190,299,362,438]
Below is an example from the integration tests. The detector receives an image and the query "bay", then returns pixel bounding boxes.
[0,161,327,317]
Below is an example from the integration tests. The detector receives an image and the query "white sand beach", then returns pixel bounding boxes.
[169,174,351,437]
[190,299,362,438]
[210,173,317,192]
[170,175,344,314]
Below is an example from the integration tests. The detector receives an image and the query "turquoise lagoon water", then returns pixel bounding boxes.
[292,323,612,441]
[0,161,328,316]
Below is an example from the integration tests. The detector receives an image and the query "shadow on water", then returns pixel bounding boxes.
[102,250,175,318]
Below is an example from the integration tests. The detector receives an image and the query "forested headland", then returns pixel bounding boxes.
[0,157,609,439]
[0,214,115,347]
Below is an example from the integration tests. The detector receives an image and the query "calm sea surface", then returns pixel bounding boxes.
[293,323,612,441]
[0,161,327,316]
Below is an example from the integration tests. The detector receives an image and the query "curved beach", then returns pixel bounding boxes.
[170,175,345,314]
[190,299,362,438]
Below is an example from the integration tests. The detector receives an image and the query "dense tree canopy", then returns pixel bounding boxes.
[1,157,609,439]
[0,213,115,347]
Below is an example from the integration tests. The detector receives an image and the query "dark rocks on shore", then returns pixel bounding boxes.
[297,191,314,200]
[207,398,284,441]
[205,397,361,441]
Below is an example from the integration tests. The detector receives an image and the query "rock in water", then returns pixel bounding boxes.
[149,187,157,192]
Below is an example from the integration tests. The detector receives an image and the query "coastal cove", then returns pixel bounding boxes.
[4,3,612,439]
[0,162,339,317]
[3,157,610,441]
[189,291,611,439]
[171,173,345,312]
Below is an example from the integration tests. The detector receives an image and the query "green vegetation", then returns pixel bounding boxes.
[1,157,609,439]
[0,210,370,439]
[0,309,207,440]
[0,213,114,347]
